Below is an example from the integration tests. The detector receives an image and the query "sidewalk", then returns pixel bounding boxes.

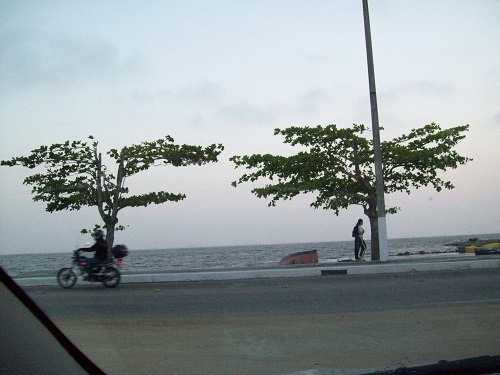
[13,254,500,287]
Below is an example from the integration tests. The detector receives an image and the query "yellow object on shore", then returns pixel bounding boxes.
[465,243,500,253]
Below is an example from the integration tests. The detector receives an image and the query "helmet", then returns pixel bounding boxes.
[92,229,105,239]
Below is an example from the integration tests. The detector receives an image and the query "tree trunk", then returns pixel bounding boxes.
[104,222,115,258]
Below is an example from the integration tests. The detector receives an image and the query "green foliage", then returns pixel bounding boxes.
[2,140,97,211]
[231,122,471,258]
[383,123,470,194]
[81,224,128,235]
[231,123,470,214]
[2,135,224,248]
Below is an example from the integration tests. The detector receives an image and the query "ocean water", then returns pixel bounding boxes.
[1,233,498,277]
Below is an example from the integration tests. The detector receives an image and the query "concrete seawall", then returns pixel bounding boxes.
[13,256,500,287]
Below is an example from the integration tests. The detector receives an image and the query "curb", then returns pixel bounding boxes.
[12,257,500,287]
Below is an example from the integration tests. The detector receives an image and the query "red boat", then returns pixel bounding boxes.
[279,250,318,265]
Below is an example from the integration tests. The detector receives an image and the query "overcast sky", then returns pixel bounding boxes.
[1,0,499,255]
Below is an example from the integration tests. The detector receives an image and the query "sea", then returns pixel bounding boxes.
[1,233,498,277]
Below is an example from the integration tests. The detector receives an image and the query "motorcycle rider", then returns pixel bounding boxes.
[78,229,109,280]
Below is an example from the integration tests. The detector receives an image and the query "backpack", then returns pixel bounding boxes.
[352,225,359,238]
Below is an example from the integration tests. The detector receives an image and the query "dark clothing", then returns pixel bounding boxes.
[80,237,108,261]
[353,224,367,260]
[83,257,101,272]
[354,236,367,260]
[79,237,109,275]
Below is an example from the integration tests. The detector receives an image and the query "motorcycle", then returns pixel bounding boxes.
[56,244,128,289]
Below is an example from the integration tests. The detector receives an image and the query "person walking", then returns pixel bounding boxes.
[352,219,368,261]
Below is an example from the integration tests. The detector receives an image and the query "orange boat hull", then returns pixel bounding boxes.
[279,250,318,265]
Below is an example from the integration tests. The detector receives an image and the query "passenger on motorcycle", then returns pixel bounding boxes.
[78,229,109,280]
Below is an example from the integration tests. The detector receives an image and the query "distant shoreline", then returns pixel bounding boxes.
[1,232,499,256]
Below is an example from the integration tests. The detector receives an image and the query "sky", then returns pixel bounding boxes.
[0,0,499,255]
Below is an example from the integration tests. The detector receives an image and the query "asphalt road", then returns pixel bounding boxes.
[24,268,500,375]
[28,268,500,319]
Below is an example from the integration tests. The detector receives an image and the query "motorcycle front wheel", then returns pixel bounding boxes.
[57,267,77,289]
[102,266,121,288]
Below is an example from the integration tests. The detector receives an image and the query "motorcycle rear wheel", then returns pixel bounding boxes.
[57,267,77,289]
[102,266,121,288]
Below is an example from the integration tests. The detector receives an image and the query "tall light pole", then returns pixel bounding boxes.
[362,0,388,261]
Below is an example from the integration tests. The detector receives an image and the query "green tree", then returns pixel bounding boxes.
[230,123,471,260]
[1,135,224,255]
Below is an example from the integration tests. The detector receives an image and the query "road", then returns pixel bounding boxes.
[25,268,500,374]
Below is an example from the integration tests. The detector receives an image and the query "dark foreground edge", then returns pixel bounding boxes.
[0,266,105,375]
[366,355,500,375]
[291,355,500,375]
